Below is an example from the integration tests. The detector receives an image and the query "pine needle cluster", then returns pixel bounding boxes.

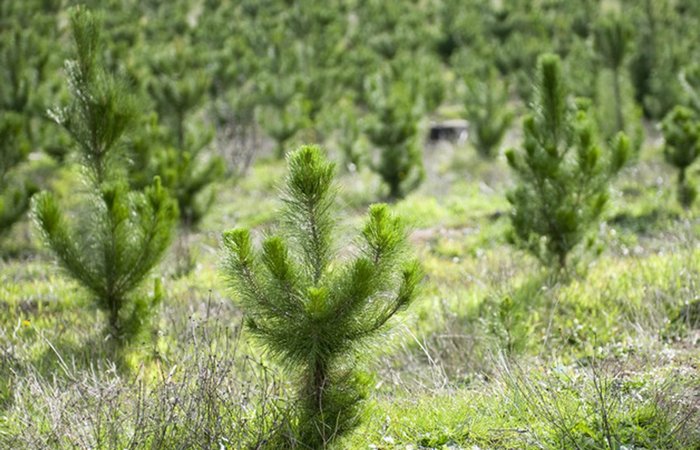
[506,54,630,270]
[32,7,178,345]
[223,145,421,447]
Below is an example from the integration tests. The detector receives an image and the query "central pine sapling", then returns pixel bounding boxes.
[506,54,630,270]
[32,7,178,345]
[364,76,424,199]
[661,106,700,209]
[223,145,421,447]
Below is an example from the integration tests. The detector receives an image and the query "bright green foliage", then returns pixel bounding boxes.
[505,54,630,269]
[144,41,225,227]
[32,7,178,344]
[661,106,700,209]
[364,76,424,199]
[0,112,34,236]
[462,67,514,159]
[222,145,421,447]
[593,13,643,155]
[33,179,176,342]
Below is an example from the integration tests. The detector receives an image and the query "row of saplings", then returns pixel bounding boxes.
[29,8,699,449]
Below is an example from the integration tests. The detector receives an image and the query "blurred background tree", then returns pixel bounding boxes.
[661,106,700,209]
[505,55,630,270]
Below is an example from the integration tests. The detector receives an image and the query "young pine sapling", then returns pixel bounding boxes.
[506,54,630,270]
[223,145,421,447]
[32,7,178,345]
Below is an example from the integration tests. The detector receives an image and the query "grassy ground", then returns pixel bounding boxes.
[1,136,699,449]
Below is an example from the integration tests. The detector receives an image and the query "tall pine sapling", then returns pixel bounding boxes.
[661,106,700,209]
[32,7,178,345]
[506,54,630,270]
[364,76,424,199]
[223,145,421,447]
[462,67,514,159]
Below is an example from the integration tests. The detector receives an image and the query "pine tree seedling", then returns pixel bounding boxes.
[661,106,700,209]
[222,145,421,447]
[32,7,178,345]
[505,54,630,270]
[364,75,424,199]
